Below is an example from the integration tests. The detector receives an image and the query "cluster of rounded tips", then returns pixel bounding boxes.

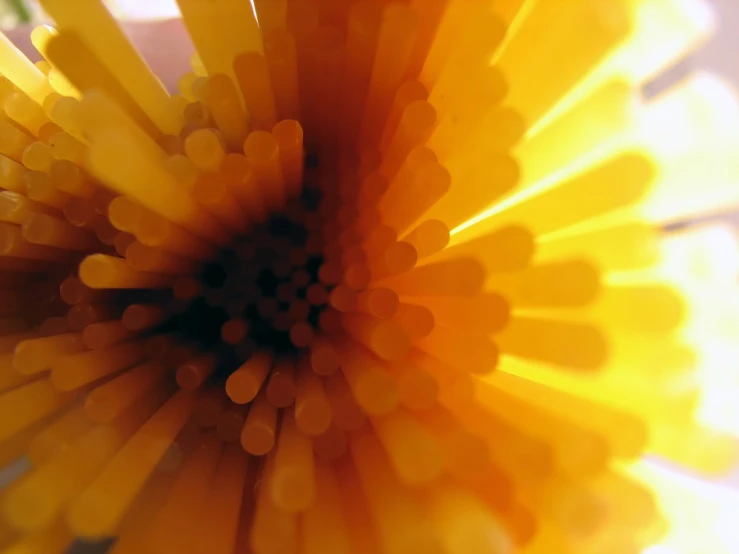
[0,0,732,553]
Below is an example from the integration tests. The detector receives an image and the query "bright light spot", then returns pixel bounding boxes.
[655,225,739,437]
[631,460,739,554]
[633,73,739,224]
[104,0,180,19]
[643,546,678,554]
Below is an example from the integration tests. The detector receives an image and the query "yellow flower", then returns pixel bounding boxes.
[0,0,736,553]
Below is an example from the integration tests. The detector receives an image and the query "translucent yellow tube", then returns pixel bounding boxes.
[360,4,419,148]
[146,435,223,554]
[51,340,146,391]
[250,453,298,554]
[226,351,272,404]
[40,0,181,135]
[84,361,167,422]
[191,444,249,554]
[80,254,174,289]
[82,94,230,244]
[0,121,33,163]
[372,408,446,486]
[265,30,301,122]
[0,154,27,193]
[235,52,277,132]
[0,31,50,105]
[497,0,631,126]
[44,29,160,138]
[301,461,352,554]
[3,388,167,532]
[270,409,315,513]
[2,518,72,554]
[0,222,71,262]
[177,0,262,81]
[6,91,50,136]
[201,75,250,151]
[295,368,332,436]
[244,130,287,213]
[240,390,277,456]
[427,484,511,554]
[14,332,85,375]
[27,405,93,465]
[21,142,53,172]
[348,430,444,554]
[67,389,197,538]
[0,378,77,443]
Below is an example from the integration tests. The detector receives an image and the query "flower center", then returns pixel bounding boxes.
[157,187,330,378]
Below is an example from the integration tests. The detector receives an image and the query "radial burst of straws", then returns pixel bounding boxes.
[0,1,737,554]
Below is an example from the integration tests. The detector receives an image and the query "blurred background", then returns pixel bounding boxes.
[0,1,738,553]
[0,0,736,82]
[0,0,737,86]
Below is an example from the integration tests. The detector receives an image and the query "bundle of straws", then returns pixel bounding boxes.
[0,0,738,552]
